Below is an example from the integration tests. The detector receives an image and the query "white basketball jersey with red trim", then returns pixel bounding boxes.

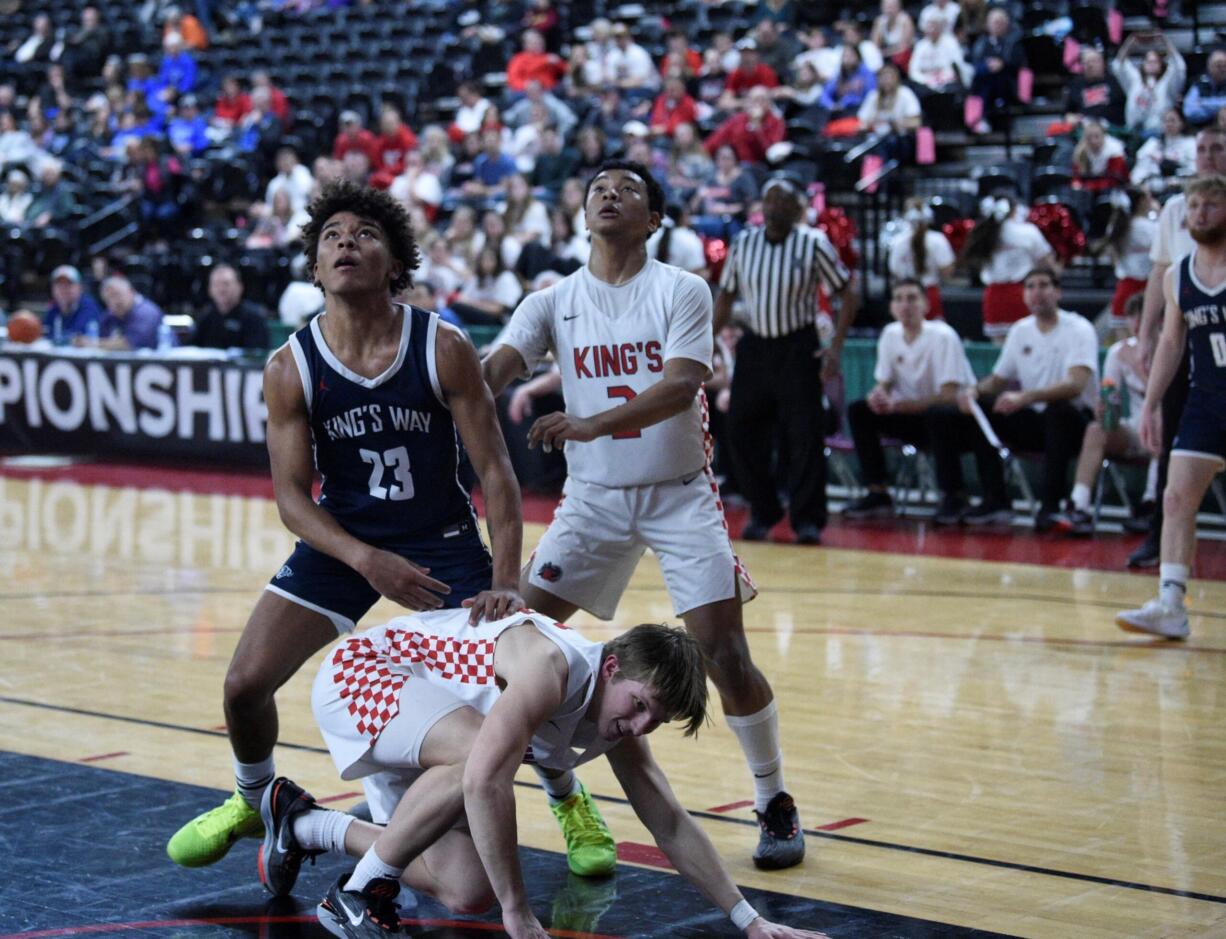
[499,260,714,487]
[324,608,612,772]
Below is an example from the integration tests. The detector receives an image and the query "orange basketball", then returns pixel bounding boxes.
[6,311,43,344]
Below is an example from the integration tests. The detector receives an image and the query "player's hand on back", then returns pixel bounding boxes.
[463,587,527,624]
[359,548,451,610]
[527,410,598,451]
[747,919,831,939]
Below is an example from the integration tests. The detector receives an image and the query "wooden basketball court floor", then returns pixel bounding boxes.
[1,463,1224,938]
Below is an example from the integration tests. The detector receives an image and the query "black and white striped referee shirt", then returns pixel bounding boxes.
[719,225,850,338]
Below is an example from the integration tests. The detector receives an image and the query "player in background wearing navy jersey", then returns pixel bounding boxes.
[167,181,534,886]
[1118,175,1226,639]
[483,160,806,872]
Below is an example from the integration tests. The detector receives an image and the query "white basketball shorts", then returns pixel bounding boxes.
[525,468,757,620]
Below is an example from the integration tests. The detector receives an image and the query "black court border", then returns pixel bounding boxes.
[1,694,1222,908]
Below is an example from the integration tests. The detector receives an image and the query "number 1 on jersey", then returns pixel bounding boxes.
[606,385,642,439]
[360,446,415,501]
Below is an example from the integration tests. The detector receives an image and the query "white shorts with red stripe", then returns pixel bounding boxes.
[526,470,757,620]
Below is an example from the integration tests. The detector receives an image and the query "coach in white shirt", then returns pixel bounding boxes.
[954,265,1099,530]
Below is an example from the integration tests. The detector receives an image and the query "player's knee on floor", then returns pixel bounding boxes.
[439,882,496,916]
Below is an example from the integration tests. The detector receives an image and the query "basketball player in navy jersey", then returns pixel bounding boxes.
[1118,175,1226,639]
[167,181,534,884]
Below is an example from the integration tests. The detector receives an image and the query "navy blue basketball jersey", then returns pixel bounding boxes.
[1177,252,1226,395]
[287,304,477,546]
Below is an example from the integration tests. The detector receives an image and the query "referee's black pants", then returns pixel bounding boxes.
[727,328,827,530]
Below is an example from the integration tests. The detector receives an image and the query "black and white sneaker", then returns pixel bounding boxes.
[258,776,323,897]
[1057,508,1094,537]
[317,874,403,938]
[843,491,894,520]
[752,791,805,870]
[963,500,1013,526]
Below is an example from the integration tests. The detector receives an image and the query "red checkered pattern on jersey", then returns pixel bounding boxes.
[331,630,497,742]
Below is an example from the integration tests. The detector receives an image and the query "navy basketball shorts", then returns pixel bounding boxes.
[265,520,494,632]
[1172,390,1226,471]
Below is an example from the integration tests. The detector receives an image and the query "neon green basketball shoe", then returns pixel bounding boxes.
[167,789,264,867]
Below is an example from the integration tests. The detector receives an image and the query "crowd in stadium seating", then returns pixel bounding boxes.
[0,0,1211,539]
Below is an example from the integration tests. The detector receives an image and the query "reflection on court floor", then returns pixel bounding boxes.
[0,753,1013,938]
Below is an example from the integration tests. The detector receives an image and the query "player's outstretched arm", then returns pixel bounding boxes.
[263,347,451,609]
[607,738,830,939]
[462,625,569,939]
[436,323,526,623]
[527,356,707,450]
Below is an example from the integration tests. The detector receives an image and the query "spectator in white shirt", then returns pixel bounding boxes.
[502,172,551,248]
[959,192,1056,341]
[264,145,314,213]
[1112,31,1186,136]
[908,12,970,90]
[1059,294,1156,535]
[1131,107,1196,194]
[793,27,840,84]
[888,197,956,318]
[0,168,32,224]
[450,81,492,141]
[919,0,960,37]
[857,62,923,158]
[584,18,619,88]
[954,265,1099,529]
[646,203,709,277]
[389,149,443,221]
[449,243,524,326]
[871,0,916,64]
[609,22,659,97]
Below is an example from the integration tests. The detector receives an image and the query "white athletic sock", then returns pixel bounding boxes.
[234,756,276,809]
[345,844,404,894]
[725,700,785,813]
[1071,483,1091,512]
[535,766,580,804]
[1159,563,1189,609]
[1143,459,1159,503]
[292,807,355,854]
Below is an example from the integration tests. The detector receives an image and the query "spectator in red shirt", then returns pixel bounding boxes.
[704,86,786,164]
[211,74,250,128]
[369,104,420,190]
[506,29,566,93]
[650,75,699,137]
[252,69,290,125]
[659,29,702,79]
[723,39,780,107]
[332,110,378,164]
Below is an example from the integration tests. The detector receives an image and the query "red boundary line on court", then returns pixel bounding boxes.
[1,916,624,939]
[817,817,869,831]
[707,799,754,813]
[78,751,127,763]
[317,790,362,804]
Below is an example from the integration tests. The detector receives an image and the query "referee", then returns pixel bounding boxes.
[714,173,858,544]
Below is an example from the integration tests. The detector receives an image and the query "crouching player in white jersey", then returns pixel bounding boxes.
[259,609,831,939]
[481,159,806,871]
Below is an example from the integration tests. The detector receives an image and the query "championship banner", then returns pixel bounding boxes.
[0,347,270,466]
